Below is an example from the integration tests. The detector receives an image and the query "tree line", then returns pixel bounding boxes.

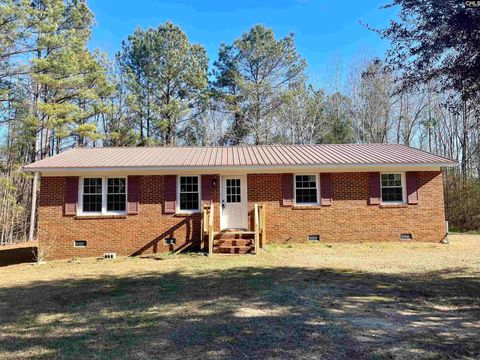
[1,0,479,243]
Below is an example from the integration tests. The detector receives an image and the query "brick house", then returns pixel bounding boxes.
[24,144,456,259]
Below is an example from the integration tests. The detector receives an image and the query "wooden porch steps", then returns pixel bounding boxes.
[214,245,253,254]
[202,202,266,256]
[212,231,255,254]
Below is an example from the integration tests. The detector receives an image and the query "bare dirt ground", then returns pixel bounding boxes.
[0,235,479,359]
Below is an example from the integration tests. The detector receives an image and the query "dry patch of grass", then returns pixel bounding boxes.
[0,235,479,359]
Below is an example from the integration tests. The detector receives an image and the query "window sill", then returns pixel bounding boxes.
[74,214,128,220]
[174,211,201,217]
[380,203,408,208]
[292,205,322,210]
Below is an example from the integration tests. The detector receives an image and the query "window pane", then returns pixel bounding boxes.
[381,174,401,187]
[108,178,126,194]
[107,178,126,211]
[107,194,126,211]
[180,192,199,210]
[295,175,318,204]
[226,178,241,203]
[381,187,403,202]
[84,178,102,194]
[179,176,199,210]
[296,188,318,204]
[83,178,102,212]
[381,174,403,202]
[83,194,102,212]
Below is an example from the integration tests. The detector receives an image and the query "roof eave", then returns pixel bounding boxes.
[23,162,457,174]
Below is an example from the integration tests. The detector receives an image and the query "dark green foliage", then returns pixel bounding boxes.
[378,0,480,101]
[117,22,208,145]
[212,25,306,144]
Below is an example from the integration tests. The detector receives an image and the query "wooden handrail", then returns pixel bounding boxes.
[205,201,264,256]
[202,202,215,255]
[201,204,208,251]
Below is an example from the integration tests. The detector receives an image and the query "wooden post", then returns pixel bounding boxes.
[208,201,214,256]
[254,203,260,255]
[201,206,205,251]
[200,208,203,250]
[261,202,267,248]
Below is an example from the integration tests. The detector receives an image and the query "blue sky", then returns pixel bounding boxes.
[87,0,398,89]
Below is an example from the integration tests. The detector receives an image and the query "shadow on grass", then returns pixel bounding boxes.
[0,266,479,359]
[0,246,36,267]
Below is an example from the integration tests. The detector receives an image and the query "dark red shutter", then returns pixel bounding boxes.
[320,173,333,206]
[65,177,79,215]
[164,175,176,214]
[127,176,140,214]
[201,175,215,206]
[406,172,419,204]
[369,172,381,205]
[282,173,294,206]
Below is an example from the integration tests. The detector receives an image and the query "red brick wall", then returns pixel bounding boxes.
[247,172,446,243]
[38,171,446,260]
[38,175,220,260]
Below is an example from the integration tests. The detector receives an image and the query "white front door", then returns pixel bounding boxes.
[221,175,248,230]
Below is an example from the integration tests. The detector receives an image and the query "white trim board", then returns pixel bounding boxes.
[293,173,320,206]
[77,176,128,217]
[175,175,201,214]
[33,163,450,177]
[380,172,407,205]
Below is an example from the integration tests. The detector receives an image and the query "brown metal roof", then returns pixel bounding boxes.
[24,144,457,171]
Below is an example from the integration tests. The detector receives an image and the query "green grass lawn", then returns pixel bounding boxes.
[0,235,479,359]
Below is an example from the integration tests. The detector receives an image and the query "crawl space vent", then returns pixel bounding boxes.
[400,233,412,240]
[74,240,87,247]
[164,238,176,245]
[103,253,117,259]
[308,235,320,242]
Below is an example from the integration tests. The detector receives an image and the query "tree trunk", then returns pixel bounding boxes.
[461,99,468,178]
[29,48,42,241]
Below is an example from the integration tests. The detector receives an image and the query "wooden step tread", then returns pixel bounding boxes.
[215,245,252,249]
[214,233,255,240]
[214,231,255,235]
[214,239,253,246]
[213,245,254,254]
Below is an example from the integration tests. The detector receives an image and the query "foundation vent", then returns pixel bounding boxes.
[308,235,320,242]
[74,240,87,247]
[103,253,117,259]
[400,233,412,240]
[164,238,176,245]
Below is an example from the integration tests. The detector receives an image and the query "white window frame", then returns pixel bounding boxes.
[176,175,201,214]
[78,177,128,216]
[380,172,407,204]
[294,174,320,206]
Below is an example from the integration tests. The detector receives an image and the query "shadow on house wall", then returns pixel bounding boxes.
[132,215,201,256]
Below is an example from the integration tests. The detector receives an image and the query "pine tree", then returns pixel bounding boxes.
[117,22,208,145]
[212,25,306,145]
[0,0,113,240]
